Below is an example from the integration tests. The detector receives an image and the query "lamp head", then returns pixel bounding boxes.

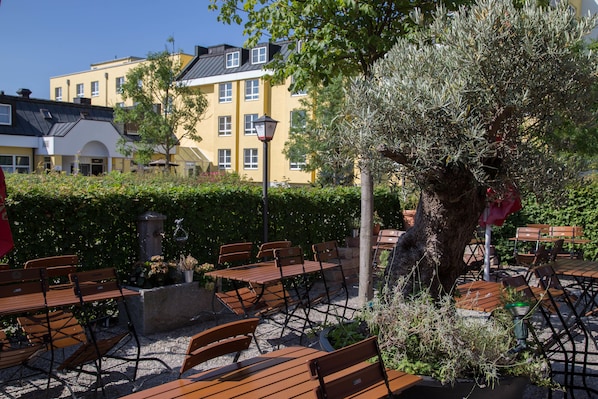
[253,115,278,142]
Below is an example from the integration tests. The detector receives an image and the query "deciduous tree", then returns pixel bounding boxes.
[114,39,208,170]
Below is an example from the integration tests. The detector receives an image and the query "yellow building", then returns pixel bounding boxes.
[49,54,193,108]
[177,42,314,185]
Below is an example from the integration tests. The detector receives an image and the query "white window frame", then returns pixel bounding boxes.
[219,82,232,103]
[218,116,232,136]
[54,87,62,101]
[226,51,240,68]
[116,76,125,94]
[218,149,231,170]
[251,47,267,64]
[244,114,258,135]
[76,83,84,98]
[0,104,11,125]
[245,79,259,101]
[289,109,307,170]
[91,81,99,97]
[291,75,307,96]
[244,148,259,170]
[290,156,307,171]
[0,154,30,173]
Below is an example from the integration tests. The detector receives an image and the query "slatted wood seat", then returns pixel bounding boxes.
[308,336,394,399]
[214,242,258,316]
[179,318,259,377]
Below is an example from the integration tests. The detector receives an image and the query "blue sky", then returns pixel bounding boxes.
[0,0,248,100]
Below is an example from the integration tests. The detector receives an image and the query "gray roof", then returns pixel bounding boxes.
[178,41,292,81]
[0,93,117,137]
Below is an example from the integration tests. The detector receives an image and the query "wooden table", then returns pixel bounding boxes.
[206,260,338,286]
[119,346,422,399]
[552,258,598,314]
[0,283,139,316]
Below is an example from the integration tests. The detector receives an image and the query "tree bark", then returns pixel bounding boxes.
[385,166,487,297]
[358,166,374,306]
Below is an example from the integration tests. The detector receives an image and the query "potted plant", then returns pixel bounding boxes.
[321,278,553,399]
[178,254,198,283]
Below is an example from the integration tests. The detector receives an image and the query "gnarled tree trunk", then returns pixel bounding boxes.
[385,166,487,297]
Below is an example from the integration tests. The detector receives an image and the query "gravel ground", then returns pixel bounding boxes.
[1,270,595,399]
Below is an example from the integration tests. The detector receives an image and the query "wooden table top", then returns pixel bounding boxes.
[0,284,138,317]
[119,346,422,399]
[552,258,598,279]
[206,260,338,286]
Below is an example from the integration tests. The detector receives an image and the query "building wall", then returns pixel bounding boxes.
[179,74,314,185]
[49,54,193,107]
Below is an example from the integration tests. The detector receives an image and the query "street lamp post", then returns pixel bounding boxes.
[252,115,278,243]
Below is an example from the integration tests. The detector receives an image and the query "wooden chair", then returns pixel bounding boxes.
[371,229,404,269]
[67,268,169,391]
[24,255,79,289]
[513,227,542,265]
[256,240,291,261]
[312,241,353,323]
[308,336,394,399]
[0,268,76,397]
[214,242,257,316]
[179,318,260,378]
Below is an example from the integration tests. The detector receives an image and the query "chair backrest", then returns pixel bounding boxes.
[549,226,576,239]
[217,242,253,267]
[257,241,291,261]
[273,246,304,269]
[308,336,392,399]
[501,275,535,301]
[515,227,542,241]
[526,224,550,234]
[533,264,565,292]
[179,318,260,377]
[24,255,79,288]
[548,239,564,262]
[69,267,123,303]
[313,241,341,265]
[0,268,46,301]
[376,229,404,245]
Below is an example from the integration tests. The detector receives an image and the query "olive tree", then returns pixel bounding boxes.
[349,0,598,296]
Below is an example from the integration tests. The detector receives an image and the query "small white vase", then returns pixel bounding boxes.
[183,270,194,283]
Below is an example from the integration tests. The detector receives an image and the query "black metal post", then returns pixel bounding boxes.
[262,140,269,243]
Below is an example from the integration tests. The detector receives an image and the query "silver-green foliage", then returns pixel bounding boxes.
[351,0,598,197]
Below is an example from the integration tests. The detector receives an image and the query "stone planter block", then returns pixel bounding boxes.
[122,283,220,335]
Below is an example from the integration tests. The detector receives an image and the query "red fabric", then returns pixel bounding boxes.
[479,187,522,227]
[0,168,14,257]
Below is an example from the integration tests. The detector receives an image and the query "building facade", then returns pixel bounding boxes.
[177,42,314,185]
[0,89,133,175]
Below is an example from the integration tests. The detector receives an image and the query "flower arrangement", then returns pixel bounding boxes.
[178,254,198,271]
[195,262,215,289]
[129,255,177,288]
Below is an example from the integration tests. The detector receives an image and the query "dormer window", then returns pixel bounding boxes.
[40,109,52,119]
[226,51,240,68]
[0,104,11,125]
[251,47,267,64]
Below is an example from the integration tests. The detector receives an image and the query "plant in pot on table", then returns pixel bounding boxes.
[323,277,554,399]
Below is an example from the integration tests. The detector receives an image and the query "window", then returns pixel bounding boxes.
[76,83,84,98]
[290,109,307,170]
[245,79,259,101]
[219,82,232,103]
[218,116,232,136]
[244,114,258,135]
[244,148,258,169]
[251,47,267,64]
[291,75,307,96]
[116,77,125,94]
[226,51,240,68]
[0,104,11,125]
[91,81,99,97]
[218,149,231,170]
[54,87,62,101]
[0,155,30,173]
[116,102,125,108]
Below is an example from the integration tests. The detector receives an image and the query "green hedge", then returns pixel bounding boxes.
[2,173,405,276]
